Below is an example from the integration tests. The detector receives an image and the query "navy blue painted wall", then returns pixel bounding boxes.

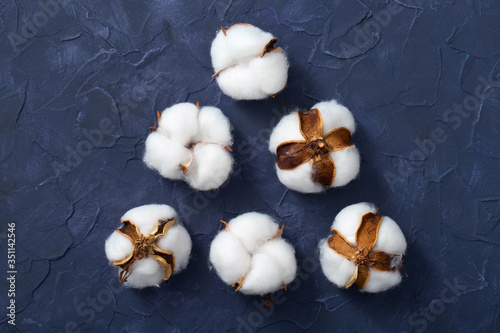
[1,0,499,332]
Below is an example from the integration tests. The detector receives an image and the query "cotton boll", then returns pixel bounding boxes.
[144,133,191,180]
[319,203,407,293]
[143,102,234,191]
[196,106,233,145]
[249,51,289,95]
[227,212,279,253]
[105,204,192,288]
[269,100,360,193]
[156,225,192,273]
[238,252,284,295]
[124,258,165,289]
[209,212,297,296]
[209,232,252,285]
[157,103,199,146]
[216,65,267,100]
[184,144,233,191]
[210,23,288,100]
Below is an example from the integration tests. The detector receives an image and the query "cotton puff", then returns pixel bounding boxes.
[211,23,289,100]
[105,204,192,289]
[268,100,360,193]
[319,203,407,293]
[143,103,233,191]
[209,212,297,295]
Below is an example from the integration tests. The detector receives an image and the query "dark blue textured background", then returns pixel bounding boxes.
[1,0,499,332]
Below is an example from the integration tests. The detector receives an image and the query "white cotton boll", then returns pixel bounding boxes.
[216,65,267,100]
[209,212,297,295]
[184,144,233,191]
[157,103,199,146]
[269,100,360,193]
[143,133,191,180]
[196,106,233,145]
[143,102,233,190]
[124,258,165,289]
[104,204,192,289]
[258,239,297,284]
[209,232,252,285]
[238,253,284,295]
[319,203,407,293]
[210,23,288,100]
[224,24,275,60]
[227,212,279,253]
[156,225,192,273]
[249,51,289,95]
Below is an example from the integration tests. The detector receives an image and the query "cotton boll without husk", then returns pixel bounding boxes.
[269,100,360,193]
[209,212,297,295]
[105,204,192,289]
[143,102,233,191]
[211,24,289,100]
[319,203,407,293]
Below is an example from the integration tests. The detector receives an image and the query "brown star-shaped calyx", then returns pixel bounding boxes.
[276,108,354,187]
[113,218,176,283]
[327,211,404,290]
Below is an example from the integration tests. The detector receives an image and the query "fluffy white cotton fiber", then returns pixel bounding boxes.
[143,102,233,191]
[268,99,360,193]
[209,212,297,295]
[210,23,289,100]
[319,202,407,293]
[105,204,192,289]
